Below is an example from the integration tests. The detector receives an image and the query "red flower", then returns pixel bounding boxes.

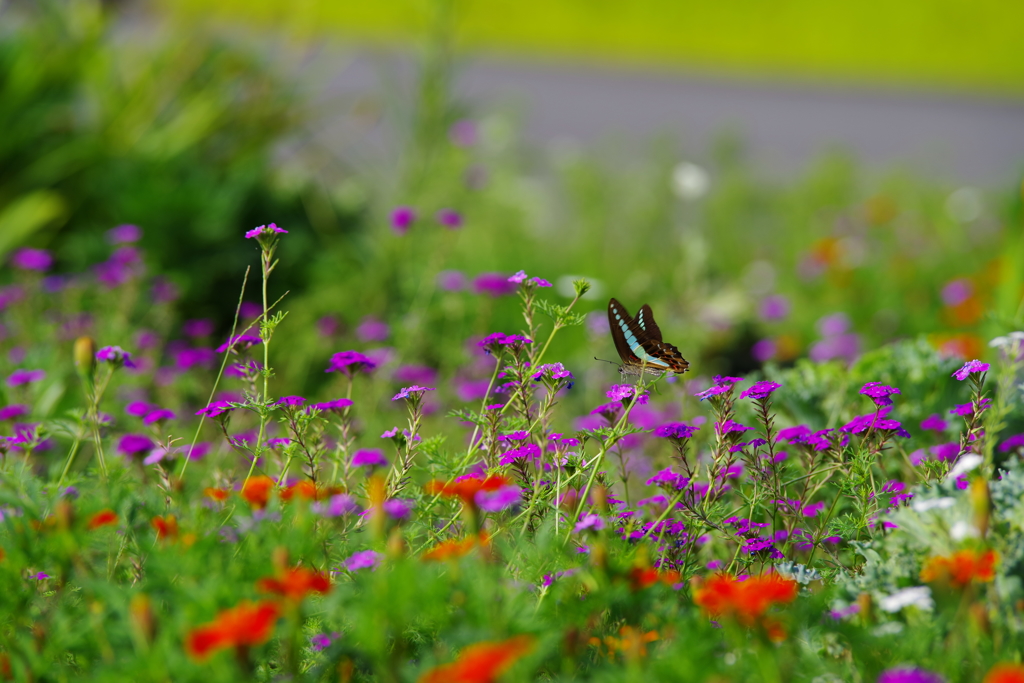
[204,487,229,502]
[419,634,534,683]
[185,600,280,660]
[628,566,681,591]
[241,476,275,509]
[256,566,332,602]
[150,515,179,541]
[692,573,798,626]
[87,509,118,530]
[280,480,338,502]
[921,548,998,588]
[984,663,1024,683]
[425,475,510,508]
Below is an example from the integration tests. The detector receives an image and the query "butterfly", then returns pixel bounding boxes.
[607,298,690,377]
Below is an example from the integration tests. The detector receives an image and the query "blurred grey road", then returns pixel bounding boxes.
[306,51,1024,185]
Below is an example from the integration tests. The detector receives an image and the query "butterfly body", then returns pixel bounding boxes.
[607,298,690,377]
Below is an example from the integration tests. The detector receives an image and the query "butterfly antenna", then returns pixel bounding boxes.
[593,356,620,366]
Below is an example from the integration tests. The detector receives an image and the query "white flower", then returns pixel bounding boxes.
[950,520,979,541]
[989,331,1024,349]
[912,497,955,512]
[879,586,934,613]
[948,454,983,481]
[671,162,710,200]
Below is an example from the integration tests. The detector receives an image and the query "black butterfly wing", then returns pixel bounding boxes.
[635,304,664,343]
[608,298,642,365]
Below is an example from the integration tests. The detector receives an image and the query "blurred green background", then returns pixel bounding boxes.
[1,0,1022,402]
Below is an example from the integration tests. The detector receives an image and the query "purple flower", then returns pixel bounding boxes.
[107,224,142,244]
[151,277,179,303]
[142,409,175,425]
[860,382,901,407]
[175,347,216,371]
[313,494,360,517]
[476,485,522,512]
[317,315,340,337]
[392,385,435,401]
[274,396,305,408]
[449,119,478,146]
[118,434,155,458]
[877,667,945,683]
[310,632,341,652]
[532,363,573,382]
[344,550,381,571]
[498,443,541,466]
[437,270,468,291]
[999,434,1024,453]
[11,248,53,271]
[949,398,991,417]
[920,414,948,431]
[216,334,262,354]
[310,398,354,412]
[356,317,390,343]
[195,400,234,418]
[351,449,388,468]
[0,405,29,421]
[818,312,851,337]
[941,279,972,306]
[509,270,528,284]
[654,422,699,440]
[395,365,439,385]
[244,223,288,239]
[183,319,215,337]
[7,369,45,387]
[952,359,989,380]
[530,277,552,287]
[94,247,142,288]
[267,438,291,448]
[436,208,462,229]
[473,273,518,297]
[574,512,605,533]
[716,420,753,436]
[96,346,136,369]
[326,350,377,377]
[390,206,416,234]
[607,384,636,401]
[646,468,689,490]
[382,499,413,520]
[751,338,777,362]
[759,294,791,321]
[740,381,781,400]
[30,572,50,580]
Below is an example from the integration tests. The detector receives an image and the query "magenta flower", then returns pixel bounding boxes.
[30,572,51,580]
[532,363,573,382]
[394,365,439,385]
[654,422,699,440]
[476,485,522,512]
[998,434,1024,453]
[751,338,777,362]
[312,493,360,517]
[107,224,142,244]
[244,223,288,239]
[142,409,175,425]
[499,443,542,466]
[472,273,518,297]
[317,315,340,337]
[0,405,29,421]
[877,668,944,683]
[96,346,137,369]
[183,319,215,337]
[606,384,635,401]
[437,270,468,291]
[355,317,390,343]
[920,414,948,431]
[392,385,435,401]
[344,550,381,571]
[175,347,216,371]
[941,279,972,306]
[436,208,462,228]
[195,400,235,418]
[10,248,53,272]
[326,350,377,377]
[118,434,155,458]
[574,512,605,533]
[274,396,306,407]
[740,381,781,400]
[310,398,354,412]
[952,359,989,380]
[310,632,341,651]
[509,270,528,284]
[382,499,413,519]
[449,119,478,146]
[95,246,143,288]
[390,206,416,234]
[859,382,901,407]
[151,277,178,303]
[7,369,45,387]
[351,449,388,468]
[759,294,791,322]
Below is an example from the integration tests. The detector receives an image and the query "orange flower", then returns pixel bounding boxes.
[185,600,280,661]
[87,509,118,530]
[984,663,1024,683]
[256,566,332,602]
[425,475,510,508]
[241,476,276,509]
[692,574,798,626]
[419,634,534,683]
[931,333,984,361]
[204,487,229,502]
[589,626,658,661]
[280,480,338,502]
[921,548,998,588]
[151,515,179,541]
[628,566,681,591]
[422,532,490,562]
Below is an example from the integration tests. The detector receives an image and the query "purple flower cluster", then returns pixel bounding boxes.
[808,312,860,364]
[694,375,744,401]
[840,407,911,438]
[654,422,699,440]
[859,382,900,407]
[95,246,143,288]
[11,248,53,272]
[499,443,542,466]
[606,384,649,404]
[97,346,137,369]
[351,449,388,468]
[326,351,377,377]
[877,668,944,683]
[473,273,518,297]
[477,332,532,355]
[392,385,435,401]
[244,223,288,239]
[778,425,833,451]
[7,369,45,387]
[216,334,262,354]
[508,270,553,287]
[531,362,573,382]
[344,550,381,572]
[952,359,989,380]
[740,381,781,400]
[475,485,522,512]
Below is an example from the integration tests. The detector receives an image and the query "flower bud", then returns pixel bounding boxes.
[73,336,96,378]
